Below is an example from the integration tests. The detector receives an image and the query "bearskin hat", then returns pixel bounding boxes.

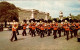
[53,18,57,22]
[65,18,69,22]
[69,19,73,23]
[58,20,61,23]
[23,19,27,23]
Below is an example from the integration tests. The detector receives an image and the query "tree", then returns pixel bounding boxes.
[0,1,19,22]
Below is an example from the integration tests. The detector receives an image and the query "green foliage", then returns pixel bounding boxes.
[68,14,80,20]
[0,1,18,22]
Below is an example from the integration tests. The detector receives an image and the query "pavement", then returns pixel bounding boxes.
[0,29,80,50]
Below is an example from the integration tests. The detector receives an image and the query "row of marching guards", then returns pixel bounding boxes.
[10,18,80,42]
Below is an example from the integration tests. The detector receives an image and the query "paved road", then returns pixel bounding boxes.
[0,29,80,50]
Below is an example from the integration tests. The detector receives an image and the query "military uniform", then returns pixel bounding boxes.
[69,19,75,38]
[31,23,36,37]
[29,23,32,35]
[40,25,45,38]
[10,21,17,42]
[22,23,27,36]
[63,23,66,36]
[65,23,70,40]
[53,23,58,39]
[58,20,62,37]
[74,22,79,37]
[47,25,51,36]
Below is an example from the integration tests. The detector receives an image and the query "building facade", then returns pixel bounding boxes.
[18,8,51,23]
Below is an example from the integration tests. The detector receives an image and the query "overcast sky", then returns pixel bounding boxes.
[1,0,80,18]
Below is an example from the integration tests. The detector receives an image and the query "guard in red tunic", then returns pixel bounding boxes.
[74,20,79,37]
[70,19,75,38]
[31,23,36,37]
[22,20,27,36]
[58,20,62,37]
[31,19,36,37]
[40,24,45,38]
[53,19,58,39]
[10,20,17,42]
[47,21,51,36]
[65,24,70,40]
[63,22,66,36]
[47,20,52,36]
[53,23,58,39]
[64,19,70,40]
[47,25,51,36]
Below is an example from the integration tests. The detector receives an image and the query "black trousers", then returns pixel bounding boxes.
[31,30,36,37]
[29,28,32,35]
[11,31,17,41]
[53,30,57,39]
[65,31,69,40]
[22,29,27,36]
[48,29,51,36]
[70,31,73,38]
[37,28,40,35]
[40,30,44,38]
[58,30,61,37]
[64,29,66,36]
[61,28,64,32]
[36,28,39,35]
[39,29,41,34]
[45,29,47,34]
[16,28,19,35]
[50,28,53,33]
[74,29,78,37]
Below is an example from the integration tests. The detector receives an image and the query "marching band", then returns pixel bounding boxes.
[10,18,80,42]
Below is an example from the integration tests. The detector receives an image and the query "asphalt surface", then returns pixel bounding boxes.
[0,29,80,50]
